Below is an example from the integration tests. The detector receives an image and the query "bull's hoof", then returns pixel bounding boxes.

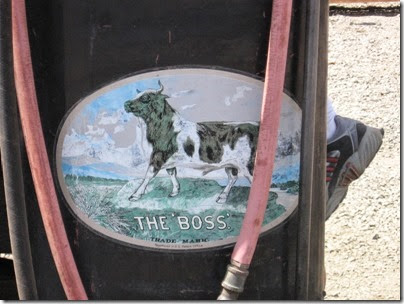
[216,195,228,204]
[128,194,142,201]
[168,191,179,198]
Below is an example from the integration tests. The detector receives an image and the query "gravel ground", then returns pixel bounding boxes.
[324,5,400,300]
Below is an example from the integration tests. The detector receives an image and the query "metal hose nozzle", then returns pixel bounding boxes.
[217,262,249,300]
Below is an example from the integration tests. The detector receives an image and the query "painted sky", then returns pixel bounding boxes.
[59,69,302,182]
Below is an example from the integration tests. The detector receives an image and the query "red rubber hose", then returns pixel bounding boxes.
[11,0,87,300]
[218,3,293,298]
[231,0,293,267]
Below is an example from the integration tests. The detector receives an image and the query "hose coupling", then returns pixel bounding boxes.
[217,262,249,300]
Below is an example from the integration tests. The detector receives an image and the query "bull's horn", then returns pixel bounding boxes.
[157,80,164,93]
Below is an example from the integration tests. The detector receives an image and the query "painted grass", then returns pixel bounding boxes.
[64,175,294,243]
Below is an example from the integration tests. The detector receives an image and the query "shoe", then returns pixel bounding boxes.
[326,116,384,219]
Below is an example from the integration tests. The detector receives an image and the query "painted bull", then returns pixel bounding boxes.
[124,81,258,203]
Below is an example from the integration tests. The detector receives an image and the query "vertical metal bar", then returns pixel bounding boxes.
[295,0,320,300]
[308,0,329,299]
[0,0,38,299]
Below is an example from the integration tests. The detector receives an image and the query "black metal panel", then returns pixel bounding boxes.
[0,259,18,300]
[20,0,324,300]
[0,164,11,253]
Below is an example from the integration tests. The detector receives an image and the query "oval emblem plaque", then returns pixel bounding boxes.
[56,68,301,250]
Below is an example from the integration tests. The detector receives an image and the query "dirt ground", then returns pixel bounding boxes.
[324,4,400,300]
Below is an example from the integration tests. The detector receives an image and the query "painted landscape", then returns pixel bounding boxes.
[64,174,298,242]
[57,69,302,246]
